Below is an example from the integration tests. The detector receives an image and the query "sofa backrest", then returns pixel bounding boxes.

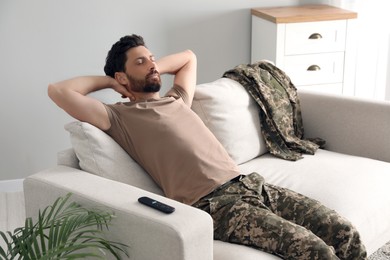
[57,148,80,169]
[192,78,267,164]
[62,78,267,195]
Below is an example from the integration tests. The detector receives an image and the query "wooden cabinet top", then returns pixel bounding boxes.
[251,5,357,23]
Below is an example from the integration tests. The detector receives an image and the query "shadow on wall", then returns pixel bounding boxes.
[387,34,390,101]
[166,9,253,85]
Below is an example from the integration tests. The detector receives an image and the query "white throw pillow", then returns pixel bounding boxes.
[191,78,267,164]
[64,121,163,195]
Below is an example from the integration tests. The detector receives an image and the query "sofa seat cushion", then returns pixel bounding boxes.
[238,149,390,255]
[214,240,280,260]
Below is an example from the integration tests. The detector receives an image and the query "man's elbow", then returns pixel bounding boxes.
[47,83,56,100]
[185,49,197,63]
[47,83,63,104]
[181,50,196,71]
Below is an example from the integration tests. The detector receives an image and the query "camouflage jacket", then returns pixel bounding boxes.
[223,61,325,161]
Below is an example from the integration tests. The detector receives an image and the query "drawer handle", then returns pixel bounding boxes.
[308,33,322,40]
[307,65,321,71]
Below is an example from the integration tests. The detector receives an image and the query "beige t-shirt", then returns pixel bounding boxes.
[104,86,240,205]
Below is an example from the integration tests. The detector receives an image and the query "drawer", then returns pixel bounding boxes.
[282,52,344,86]
[284,20,347,55]
[297,83,343,95]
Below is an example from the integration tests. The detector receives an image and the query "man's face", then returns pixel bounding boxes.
[123,46,161,93]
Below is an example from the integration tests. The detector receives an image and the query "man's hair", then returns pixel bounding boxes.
[104,34,146,78]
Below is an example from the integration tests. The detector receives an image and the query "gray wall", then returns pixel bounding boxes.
[1,0,323,180]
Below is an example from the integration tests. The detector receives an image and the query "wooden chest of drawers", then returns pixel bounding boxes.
[251,5,357,95]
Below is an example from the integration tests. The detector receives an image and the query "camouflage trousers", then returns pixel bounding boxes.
[193,172,367,260]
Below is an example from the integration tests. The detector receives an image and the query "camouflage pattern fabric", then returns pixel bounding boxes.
[193,173,367,260]
[223,61,325,161]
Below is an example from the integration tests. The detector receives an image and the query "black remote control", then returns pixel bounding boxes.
[138,196,175,214]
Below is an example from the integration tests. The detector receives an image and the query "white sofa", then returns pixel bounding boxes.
[24,78,390,259]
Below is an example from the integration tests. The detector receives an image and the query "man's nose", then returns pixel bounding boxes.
[148,60,156,70]
[148,61,158,72]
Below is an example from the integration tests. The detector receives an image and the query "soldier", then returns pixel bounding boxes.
[48,34,367,260]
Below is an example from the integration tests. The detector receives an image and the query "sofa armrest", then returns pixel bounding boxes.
[299,90,390,163]
[23,166,213,260]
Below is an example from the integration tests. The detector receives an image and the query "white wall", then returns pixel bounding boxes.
[352,1,390,100]
[320,0,390,101]
[3,0,328,180]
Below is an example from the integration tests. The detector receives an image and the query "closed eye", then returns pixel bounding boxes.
[135,55,155,65]
[135,58,145,65]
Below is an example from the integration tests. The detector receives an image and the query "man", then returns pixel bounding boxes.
[48,34,367,259]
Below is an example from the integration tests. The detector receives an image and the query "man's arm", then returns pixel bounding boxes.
[48,50,196,129]
[157,50,197,105]
[48,76,132,131]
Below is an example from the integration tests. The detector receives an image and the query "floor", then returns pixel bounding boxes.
[0,191,25,230]
[0,191,25,250]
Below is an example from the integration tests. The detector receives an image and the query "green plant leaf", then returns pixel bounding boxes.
[0,231,10,258]
[0,193,129,259]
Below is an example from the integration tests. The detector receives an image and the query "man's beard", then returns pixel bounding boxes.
[127,71,161,93]
[143,81,161,92]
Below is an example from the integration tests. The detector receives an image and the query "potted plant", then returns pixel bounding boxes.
[0,193,128,259]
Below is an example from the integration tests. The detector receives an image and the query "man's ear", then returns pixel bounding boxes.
[114,72,129,86]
